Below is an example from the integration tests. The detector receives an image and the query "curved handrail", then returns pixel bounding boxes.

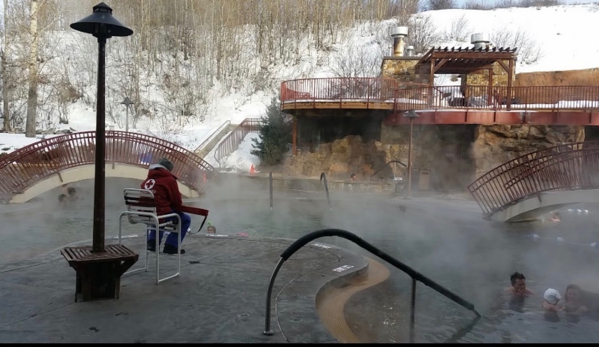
[0,131,216,201]
[467,141,599,216]
[320,172,332,211]
[370,160,407,179]
[263,229,481,341]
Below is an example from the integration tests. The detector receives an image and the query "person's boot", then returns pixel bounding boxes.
[147,240,156,252]
[163,244,185,255]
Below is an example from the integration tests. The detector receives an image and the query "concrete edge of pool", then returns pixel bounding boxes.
[0,233,378,343]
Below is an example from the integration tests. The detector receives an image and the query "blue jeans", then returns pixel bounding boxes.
[147,211,191,248]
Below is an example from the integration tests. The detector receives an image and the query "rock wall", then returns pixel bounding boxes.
[515,68,599,86]
[381,57,427,84]
[283,135,407,180]
[471,125,585,176]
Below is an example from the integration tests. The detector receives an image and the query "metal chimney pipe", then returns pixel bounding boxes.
[391,26,409,57]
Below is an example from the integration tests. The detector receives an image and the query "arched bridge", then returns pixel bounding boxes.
[468,142,599,222]
[0,131,216,204]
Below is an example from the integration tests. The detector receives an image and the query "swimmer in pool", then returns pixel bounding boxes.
[506,272,535,296]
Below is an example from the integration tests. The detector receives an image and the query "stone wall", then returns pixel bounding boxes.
[471,125,585,177]
[283,135,408,181]
[381,57,427,84]
[515,68,599,87]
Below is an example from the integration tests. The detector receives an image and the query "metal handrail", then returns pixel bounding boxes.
[468,141,599,216]
[281,82,599,113]
[370,160,407,180]
[320,172,332,211]
[193,120,231,153]
[269,172,273,210]
[213,118,262,165]
[263,229,480,342]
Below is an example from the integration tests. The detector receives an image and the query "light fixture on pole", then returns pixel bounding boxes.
[404,110,419,199]
[121,96,134,132]
[71,2,133,253]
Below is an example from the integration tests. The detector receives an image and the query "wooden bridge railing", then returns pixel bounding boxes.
[213,118,262,165]
[281,79,599,112]
[467,142,599,216]
[0,131,216,202]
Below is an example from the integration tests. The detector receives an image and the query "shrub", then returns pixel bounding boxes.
[251,96,292,166]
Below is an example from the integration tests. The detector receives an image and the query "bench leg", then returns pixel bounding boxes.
[76,262,120,301]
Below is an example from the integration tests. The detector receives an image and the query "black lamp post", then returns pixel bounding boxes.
[120,97,134,132]
[404,110,419,199]
[71,3,133,253]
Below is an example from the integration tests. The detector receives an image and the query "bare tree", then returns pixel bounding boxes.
[25,0,43,137]
[490,29,542,65]
[408,15,439,55]
[427,0,456,11]
[445,14,470,42]
[1,0,10,132]
[330,41,383,77]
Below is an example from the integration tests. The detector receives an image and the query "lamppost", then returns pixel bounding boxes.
[404,110,419,199]
[71,2,133,253]
[121,96,134,132]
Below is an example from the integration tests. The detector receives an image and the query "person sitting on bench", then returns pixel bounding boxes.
[141,158,191,255]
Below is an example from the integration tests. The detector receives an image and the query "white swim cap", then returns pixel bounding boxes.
[543,288,561,305]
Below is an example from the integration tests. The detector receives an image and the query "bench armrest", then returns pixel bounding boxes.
[180,205,209,217]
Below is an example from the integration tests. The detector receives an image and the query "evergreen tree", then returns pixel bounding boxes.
[251,96,292,166]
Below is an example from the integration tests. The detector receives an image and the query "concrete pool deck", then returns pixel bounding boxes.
[0,233,372,343]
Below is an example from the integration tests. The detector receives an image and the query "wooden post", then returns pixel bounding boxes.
[292,116,297,155]
[488,68,494,107]
[507,58,514,110]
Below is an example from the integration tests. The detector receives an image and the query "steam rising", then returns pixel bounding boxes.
[1,173,598,342]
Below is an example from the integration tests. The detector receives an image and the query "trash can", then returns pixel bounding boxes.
[419,170,430,191]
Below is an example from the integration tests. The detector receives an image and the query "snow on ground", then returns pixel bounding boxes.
[3,4,599,165]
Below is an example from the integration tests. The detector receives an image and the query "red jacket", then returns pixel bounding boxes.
[141,166,183,216]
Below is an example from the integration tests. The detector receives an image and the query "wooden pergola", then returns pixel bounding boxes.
[414,46,518,107]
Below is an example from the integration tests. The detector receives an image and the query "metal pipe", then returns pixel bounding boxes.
[406,117,414,199]
[92,35,107,253]
[263,257,284,335]
[410,278,416,343]
[269,172,273,210]
[320,172,332,211]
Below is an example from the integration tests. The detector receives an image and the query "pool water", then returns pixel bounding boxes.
[1,178,598,343]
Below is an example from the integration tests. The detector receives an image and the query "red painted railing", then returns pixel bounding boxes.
[213,118,262,165]
[0,131,216,202]
[467,142,599,216]
[281,79,599,112]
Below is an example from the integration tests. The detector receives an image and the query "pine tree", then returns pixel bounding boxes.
[251,96,292,166]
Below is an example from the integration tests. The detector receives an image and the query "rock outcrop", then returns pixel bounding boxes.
[283,135,408,180]
[471,125,585,176]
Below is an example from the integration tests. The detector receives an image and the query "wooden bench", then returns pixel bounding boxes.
[61,244,139,302]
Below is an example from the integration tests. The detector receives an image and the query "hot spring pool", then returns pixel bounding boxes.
[1,177,598,343]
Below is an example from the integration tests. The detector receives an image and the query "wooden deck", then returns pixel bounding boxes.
[280,79,599,125]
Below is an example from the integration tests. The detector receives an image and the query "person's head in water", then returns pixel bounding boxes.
[207,225,216,234]
[67,187,77,199]
[565,284,583,304]
[158,158,174,172]
[58,194,67,203]
[510,272,527,295]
